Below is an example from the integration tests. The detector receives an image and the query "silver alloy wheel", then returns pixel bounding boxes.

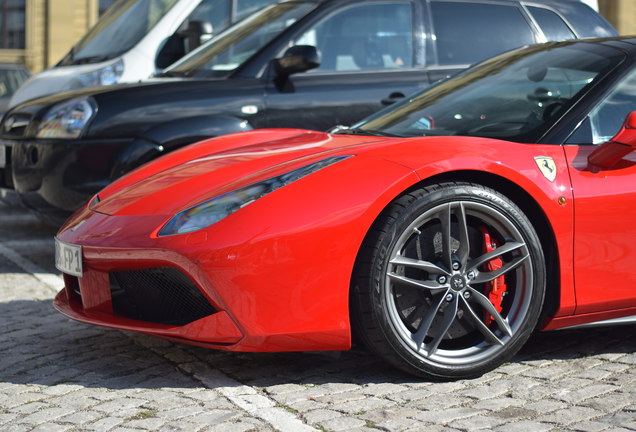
[384,200,533,367]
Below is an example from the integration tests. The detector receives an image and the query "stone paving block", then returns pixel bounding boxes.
[57,410,103,425]
[319,415,366,431]
[471,396,527,411]
[387,388,435,403]
[331,395,395,414]
[287,397,326,413]
[30,423,72,432]
[493,420,552,432]
[302,408,342,423]
[189,408,243,424]
[362,383,410,397]
[411,394,476,411]
[572,420,618,432]
[449,414,508,430]
[523,399,567,414]
[553,384,617,404]
[536,406,603,426]
[414,407,480,424]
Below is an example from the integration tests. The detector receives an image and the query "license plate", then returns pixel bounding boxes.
[0,144,5,168]
[55,238,83,277]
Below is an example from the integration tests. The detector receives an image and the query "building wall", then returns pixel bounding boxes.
[0,0,99,73]
[599,0,636,35]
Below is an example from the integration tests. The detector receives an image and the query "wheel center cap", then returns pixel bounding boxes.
[450,275,466,291]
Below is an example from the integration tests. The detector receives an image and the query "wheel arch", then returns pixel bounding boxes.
[350,169,561,334]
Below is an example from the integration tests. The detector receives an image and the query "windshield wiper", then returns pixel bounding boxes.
[332,127,402,138]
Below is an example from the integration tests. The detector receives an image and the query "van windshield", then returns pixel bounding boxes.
[162,2,316,78]
[58,0,180,66]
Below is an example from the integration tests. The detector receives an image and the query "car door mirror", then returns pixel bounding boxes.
[179,20,214,51]
[273,45,320,77]
[588,111,636,170]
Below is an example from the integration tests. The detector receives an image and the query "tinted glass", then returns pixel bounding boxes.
[165,2,316,77]
[187,0,232,35]
[0,66,28,98]
[528,6,575,41]
[236,0,276,20]
[61,0,180,65]
[431,1,536,65]
[294,2,413,72]
[355,43,623,143]
[589,69,636,144]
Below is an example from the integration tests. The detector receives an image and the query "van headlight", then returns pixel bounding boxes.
[67,58,124,90]
[158,155,353,236]
[36,97,96,139]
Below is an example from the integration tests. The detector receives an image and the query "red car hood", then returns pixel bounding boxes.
[92,129,387,217]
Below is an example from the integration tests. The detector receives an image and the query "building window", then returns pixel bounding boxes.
[0,0,25,49]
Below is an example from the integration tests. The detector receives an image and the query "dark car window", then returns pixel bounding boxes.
[527,6,576,41]
[355,43,622,143]
[164,2,316,77]
[588,69,636,144]
[431,1,536,66]
[294,2,414,72]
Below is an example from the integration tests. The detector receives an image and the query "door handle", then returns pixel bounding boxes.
[381,92,405,105]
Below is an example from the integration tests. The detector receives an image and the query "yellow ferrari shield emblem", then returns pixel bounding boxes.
[534,156,557,182]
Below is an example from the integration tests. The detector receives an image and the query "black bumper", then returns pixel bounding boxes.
[1,137,135,217]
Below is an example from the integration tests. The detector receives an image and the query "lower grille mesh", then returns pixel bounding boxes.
[110,267,216,326]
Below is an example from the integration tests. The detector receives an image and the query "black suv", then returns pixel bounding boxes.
[0,0,616,220]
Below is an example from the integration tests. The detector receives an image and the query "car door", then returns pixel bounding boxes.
[563,68,636,314]
[264,0,428,131]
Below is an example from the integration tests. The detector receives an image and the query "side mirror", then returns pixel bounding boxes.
[273,45,320,77]
[180,20,213,52]
[588,111,636,170]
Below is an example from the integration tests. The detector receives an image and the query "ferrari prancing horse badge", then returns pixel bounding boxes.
[534,156,557,182]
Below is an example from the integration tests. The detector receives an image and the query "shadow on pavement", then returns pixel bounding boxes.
[1,298,635,389]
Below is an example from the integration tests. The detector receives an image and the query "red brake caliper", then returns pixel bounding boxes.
[479,226,507,325]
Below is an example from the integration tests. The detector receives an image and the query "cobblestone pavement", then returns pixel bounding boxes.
[1,199,635,432]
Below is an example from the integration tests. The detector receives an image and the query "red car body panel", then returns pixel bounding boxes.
[54,128,636,351]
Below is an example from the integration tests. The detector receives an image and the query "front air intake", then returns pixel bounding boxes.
[110,267,216,326]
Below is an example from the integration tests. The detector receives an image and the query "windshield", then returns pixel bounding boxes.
[163,2,316,78]
[355,42,624,142]
[58,0,180,66]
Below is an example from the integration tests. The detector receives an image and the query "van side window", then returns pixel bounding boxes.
[527,6,576,41]
[294,2,414,72]
[431,1,536,66]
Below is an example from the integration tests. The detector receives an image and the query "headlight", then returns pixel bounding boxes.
[158,155,353,236]
[36,97,96,139]
[67,59,124,90]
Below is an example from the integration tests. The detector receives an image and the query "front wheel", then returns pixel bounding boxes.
[352,182,546,379]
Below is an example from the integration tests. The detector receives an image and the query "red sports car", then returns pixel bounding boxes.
[54,37,636,380]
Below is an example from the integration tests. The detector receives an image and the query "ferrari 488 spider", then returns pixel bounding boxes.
[54,37,636,379]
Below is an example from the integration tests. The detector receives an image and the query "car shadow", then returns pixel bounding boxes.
[1,298,635,390]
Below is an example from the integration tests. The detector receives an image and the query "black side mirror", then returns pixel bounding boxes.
[274,45,320,77]
[180,20,213,52]
[588,111,636,170]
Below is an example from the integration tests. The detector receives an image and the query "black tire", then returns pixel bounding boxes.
[351,182,546,380]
